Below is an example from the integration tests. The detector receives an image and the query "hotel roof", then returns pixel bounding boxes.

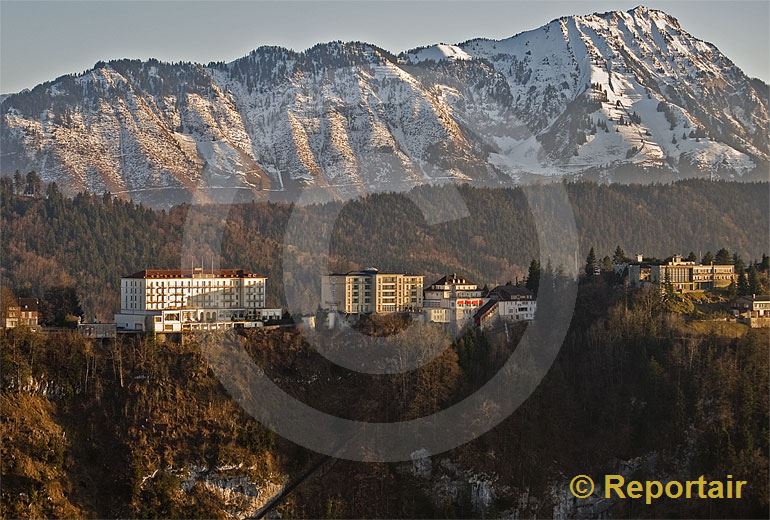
[326,269,423,277]
[430,273,475,286]
[124,268,266,279]
[489,285,534,300]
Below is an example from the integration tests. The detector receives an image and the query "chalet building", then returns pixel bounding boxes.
[320,268,423,314]
[423,274,486,325]
[114,268,281,333]
[732,294,770,328]
[3,298,40,329]
[474,285,536,327]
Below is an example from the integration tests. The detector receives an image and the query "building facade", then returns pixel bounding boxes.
[474,285,536,327]
[650,255,735,292]
[627,263,652,287]
[115,268,279,332]
[491,285,536,321]
[320,268,424,314]
[733,294,770,328]
[423,274,486,324]
[3,298,40,329]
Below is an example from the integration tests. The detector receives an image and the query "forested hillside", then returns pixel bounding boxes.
[1,178,768,319]
[1,280,767,518]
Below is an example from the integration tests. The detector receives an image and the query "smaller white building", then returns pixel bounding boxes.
[732,294,770,328]
[491,285,536,321]
[474,284,536,327]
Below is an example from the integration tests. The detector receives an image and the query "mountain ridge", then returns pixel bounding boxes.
[2,6,768,206]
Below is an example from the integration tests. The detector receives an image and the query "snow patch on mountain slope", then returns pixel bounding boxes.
[403,44,472,64]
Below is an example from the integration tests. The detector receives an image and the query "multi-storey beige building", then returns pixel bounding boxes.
[650,255,735,292]
[115,268,280,332]
[320,268,423,314]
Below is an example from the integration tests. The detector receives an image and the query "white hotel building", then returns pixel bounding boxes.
[422,274,487,325]
[115,268,281,333]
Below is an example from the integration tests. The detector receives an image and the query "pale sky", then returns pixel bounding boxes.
[1,1,768,93]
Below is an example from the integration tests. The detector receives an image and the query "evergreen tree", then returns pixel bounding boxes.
[525,259,541,294]
[585,247,598,276]
[747,264,761,295]
[686,251,697,262]
[45,182,60,200]
[702,251,714,264]
[13,170,23,195]
[737,271,750,296]
[601,256,613,272]
[25,171,41,196]
[40,286,83,326]
[714,248,732,264]
[612,245,626,264]
[735,257,746,278]
[760,254,769,272]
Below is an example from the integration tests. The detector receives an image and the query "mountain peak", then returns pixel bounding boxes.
[1,7,767,205]
[626,4,680,23]
[628,4,656,15]
[579,5,681,29]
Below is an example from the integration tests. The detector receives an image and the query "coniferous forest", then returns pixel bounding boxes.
[0,178,767,320]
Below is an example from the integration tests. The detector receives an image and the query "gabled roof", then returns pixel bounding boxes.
[489,284,533,300]
[430,273,474,286]
[473,299,498,323]
[17,298,39,311]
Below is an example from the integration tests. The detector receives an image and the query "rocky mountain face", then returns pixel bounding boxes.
[2,6,768,205]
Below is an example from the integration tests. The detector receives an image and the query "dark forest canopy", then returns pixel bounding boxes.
[1,178,768,319]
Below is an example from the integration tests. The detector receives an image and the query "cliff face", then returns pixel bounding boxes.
[2,7,768,206]
[0,330,294,518]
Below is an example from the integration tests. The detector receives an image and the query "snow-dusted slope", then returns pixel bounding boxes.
[1,6,767,205]
[403,44,472,64]
[450,6,768,178]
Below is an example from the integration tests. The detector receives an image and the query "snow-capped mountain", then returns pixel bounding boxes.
[2,6,767,205]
